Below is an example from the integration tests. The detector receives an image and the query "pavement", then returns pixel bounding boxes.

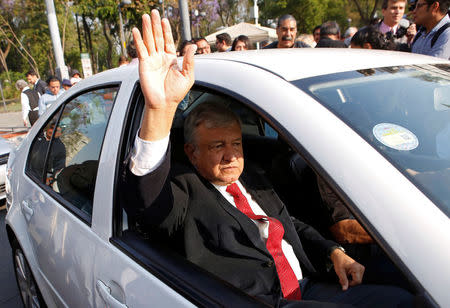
[0,112,29,146]
[0,208,23,308]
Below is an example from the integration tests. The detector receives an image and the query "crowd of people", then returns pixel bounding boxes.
[15,68,83,127]
[16,0,450,128]
[175,0,450,61]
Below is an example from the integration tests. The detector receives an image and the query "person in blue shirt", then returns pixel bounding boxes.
[411,0,450,59]
[38,76,64,115]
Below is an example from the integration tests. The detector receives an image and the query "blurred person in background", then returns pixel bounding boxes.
[193,37,211,54]
[178,40,195,56]
[231,35,251,51]
[118,55,129,67]
[39,76,63,116]
[62,79,72,91]
[216,33,232,52]
[411,0,450,59]
[264,15,310,48]
[316,21,347,48]
[343,27,359,46]
[26,70,47,96]
[375,0,411,50]
[127,40,139,65]
[15,79,39,126]
[312,25,321,43]
[351,26,397,49]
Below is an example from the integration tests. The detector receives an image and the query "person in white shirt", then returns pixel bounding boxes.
[15,79,40,126]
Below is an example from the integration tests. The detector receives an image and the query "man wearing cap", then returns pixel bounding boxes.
[62,79,72,91]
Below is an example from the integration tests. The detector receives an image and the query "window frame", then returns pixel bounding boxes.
[25,83,121,225]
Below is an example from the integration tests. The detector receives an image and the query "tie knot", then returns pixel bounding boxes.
[226,183,240,197]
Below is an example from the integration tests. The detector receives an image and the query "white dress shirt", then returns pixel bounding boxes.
[20,86,31,123]
[130,134,303,280]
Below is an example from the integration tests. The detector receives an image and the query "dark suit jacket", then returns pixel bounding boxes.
[125,146,337,306]
[34,79,47,96]
[315,38,347,48]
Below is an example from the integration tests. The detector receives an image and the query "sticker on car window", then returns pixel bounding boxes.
[373,123,419,151]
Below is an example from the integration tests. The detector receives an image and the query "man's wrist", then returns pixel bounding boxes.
[327,245,346,260]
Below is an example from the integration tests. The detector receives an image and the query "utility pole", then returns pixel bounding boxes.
[178,0,191,41]
[44,0,69,80]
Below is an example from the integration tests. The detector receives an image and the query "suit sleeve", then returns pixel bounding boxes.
[124,143,189,236]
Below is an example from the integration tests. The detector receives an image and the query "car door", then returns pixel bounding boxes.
[22,86,119,307]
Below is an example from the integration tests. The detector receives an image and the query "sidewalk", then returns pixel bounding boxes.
[0,112,23,129]
[0,112,29,146]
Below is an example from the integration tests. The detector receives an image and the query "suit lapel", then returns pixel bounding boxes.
[200,176,272,257]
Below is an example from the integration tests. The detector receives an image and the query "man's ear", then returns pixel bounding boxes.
[363,42,373,49]
[184,143,196,165]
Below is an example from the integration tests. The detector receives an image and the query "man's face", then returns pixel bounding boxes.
[216,39,227,52]
[196,40,211,54]
[48,80,61,96]
[26,74,37,84]
[185,121,244,186]
[313,28,321,43]
[413,0,433,26]
[276,19,297,48]
[382,0,406,27]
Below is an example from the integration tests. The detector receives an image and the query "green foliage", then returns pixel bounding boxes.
[0,71,25,99]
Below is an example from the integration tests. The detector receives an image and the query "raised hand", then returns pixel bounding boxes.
[133,10,196,141]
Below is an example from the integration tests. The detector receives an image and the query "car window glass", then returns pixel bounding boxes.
[45,87,118,217]
[27,109,62,181]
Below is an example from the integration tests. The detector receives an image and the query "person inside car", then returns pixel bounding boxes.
[125,10,413,307]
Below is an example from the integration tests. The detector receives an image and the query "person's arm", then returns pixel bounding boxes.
[20,92,30,126]
[429,28,450,59]
[132,10,195,143]
[38,96,46,116]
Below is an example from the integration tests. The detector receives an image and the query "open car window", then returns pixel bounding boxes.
[114,84,417,307]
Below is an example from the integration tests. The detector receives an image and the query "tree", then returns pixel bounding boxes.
[350,0,382,25]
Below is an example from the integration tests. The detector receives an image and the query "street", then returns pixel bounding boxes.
[0,205,23,308]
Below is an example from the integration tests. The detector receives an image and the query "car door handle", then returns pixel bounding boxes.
[21,200,33,220]
[96,280,127,308]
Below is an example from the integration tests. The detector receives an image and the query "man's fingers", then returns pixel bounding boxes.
[142,14,156,54]
[151,9,164,53]
[162,18,176,55]
[182,44,196,81]
[132,27,148,59]
[337,269,349,291]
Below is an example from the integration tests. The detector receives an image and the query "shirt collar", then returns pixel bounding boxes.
[380,21,398,34]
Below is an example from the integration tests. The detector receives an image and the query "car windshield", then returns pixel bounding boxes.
[293,64,450,217]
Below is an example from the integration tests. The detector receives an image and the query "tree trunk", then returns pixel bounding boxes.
[82,14,97,74]
[102,22,113,69]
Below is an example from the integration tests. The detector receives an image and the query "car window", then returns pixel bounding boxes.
[26,87,118,219]
[27,108,63,181]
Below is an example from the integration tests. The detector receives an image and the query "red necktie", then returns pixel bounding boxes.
[226,183,301,300]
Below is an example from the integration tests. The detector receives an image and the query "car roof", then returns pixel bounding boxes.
[193,48,449,81]
[79,48,449,88]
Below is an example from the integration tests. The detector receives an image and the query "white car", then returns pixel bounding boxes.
[5,49,450,308]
